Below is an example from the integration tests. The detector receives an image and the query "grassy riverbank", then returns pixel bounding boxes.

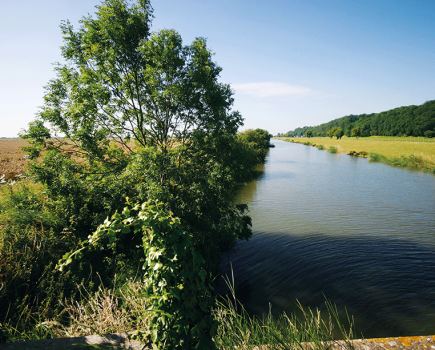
[1,277,355,349]
[276,137,435,173]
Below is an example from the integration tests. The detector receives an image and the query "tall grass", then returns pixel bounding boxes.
[1,276,356,349]
[369,153,435,173]
[214,275,355,349]
[0,178,102,342]
[1,280,150,343]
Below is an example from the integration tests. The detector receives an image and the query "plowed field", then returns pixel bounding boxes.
[0,139,29,180]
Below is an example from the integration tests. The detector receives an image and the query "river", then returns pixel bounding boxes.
[221,139,435,339]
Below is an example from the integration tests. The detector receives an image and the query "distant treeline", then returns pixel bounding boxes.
[280,100,435,138]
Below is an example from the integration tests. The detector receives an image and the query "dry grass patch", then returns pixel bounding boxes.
[41,280,150,338]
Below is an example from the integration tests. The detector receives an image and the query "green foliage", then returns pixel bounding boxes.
[214,276,355,349]
[0,180,102,335]
[20,0,253,274]
[317,144,325,150]
[369,153,435,173]
[283,100,435,138]
[424,130,435,138]
[328,146,338,154]
[237,128,272,164]
[21,0,241,157]
[58,201,218,349]
[13,0,265,345]
[305,130,313,138]
[351,126,361,139]
[325,127,343,139]
[334,127,344,139]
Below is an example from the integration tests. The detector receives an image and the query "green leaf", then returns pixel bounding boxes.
[193,251,204,265]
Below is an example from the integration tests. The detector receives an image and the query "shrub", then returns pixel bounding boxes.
[328,146,338,154]
[317,145,325,150]
[0,180,113,338]
[237,129,273,164]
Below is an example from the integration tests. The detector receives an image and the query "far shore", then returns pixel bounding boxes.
[275,136,435,172]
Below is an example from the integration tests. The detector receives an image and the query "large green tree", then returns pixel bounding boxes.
[26,0,241,158]
[21,0,252,273]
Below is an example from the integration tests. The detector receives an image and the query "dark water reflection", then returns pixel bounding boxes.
[221,140,435,338]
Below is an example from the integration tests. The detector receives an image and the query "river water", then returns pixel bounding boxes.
[221,139,435,338]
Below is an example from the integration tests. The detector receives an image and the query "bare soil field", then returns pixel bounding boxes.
[0,139,29,180]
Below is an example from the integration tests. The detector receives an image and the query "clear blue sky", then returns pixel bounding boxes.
[1,0,435,137]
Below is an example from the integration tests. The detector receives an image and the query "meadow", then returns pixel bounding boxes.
[277,136,435,172]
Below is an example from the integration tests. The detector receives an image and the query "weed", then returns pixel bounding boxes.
[214,274,355,349]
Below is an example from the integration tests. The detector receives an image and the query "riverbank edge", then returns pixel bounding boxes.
[276,137,435,174]
[1,334,434,349]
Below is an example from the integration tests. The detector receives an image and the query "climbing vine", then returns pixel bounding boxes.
[58,200,217,349]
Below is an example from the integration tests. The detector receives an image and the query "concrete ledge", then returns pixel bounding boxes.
[307,336,435,350]
[341,335,435,349]
[1,335,434,349]
[0,333,149,350]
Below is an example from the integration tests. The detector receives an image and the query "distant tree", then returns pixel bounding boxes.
[326,127,343,139]
[424,130,435,138]
[283,100,435,138]
[305,130,313,138]
[334,127,344,139]
[351,126,361,139]
[317,132,321,137]
[238,128,272,163]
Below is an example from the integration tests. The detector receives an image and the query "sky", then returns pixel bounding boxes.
[1,0,435,137]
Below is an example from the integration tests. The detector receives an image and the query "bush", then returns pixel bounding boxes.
[328,146,338,154]
[0,180,123,338]
[0,181,78,333]
[237,129,273,164]
[317,145,325,150]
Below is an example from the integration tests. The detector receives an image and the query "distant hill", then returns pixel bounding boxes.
[281,100,435,138]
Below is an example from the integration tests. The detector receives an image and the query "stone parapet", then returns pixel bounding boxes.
[1,334,434,349]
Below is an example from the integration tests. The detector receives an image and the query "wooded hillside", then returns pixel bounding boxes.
[282,100,435,138]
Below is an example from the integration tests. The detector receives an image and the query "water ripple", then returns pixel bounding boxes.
[224,140,435,338]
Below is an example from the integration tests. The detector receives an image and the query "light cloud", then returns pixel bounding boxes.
[232,82,340,99]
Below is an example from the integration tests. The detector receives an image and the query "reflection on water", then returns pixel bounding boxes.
[222,140,435,338]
